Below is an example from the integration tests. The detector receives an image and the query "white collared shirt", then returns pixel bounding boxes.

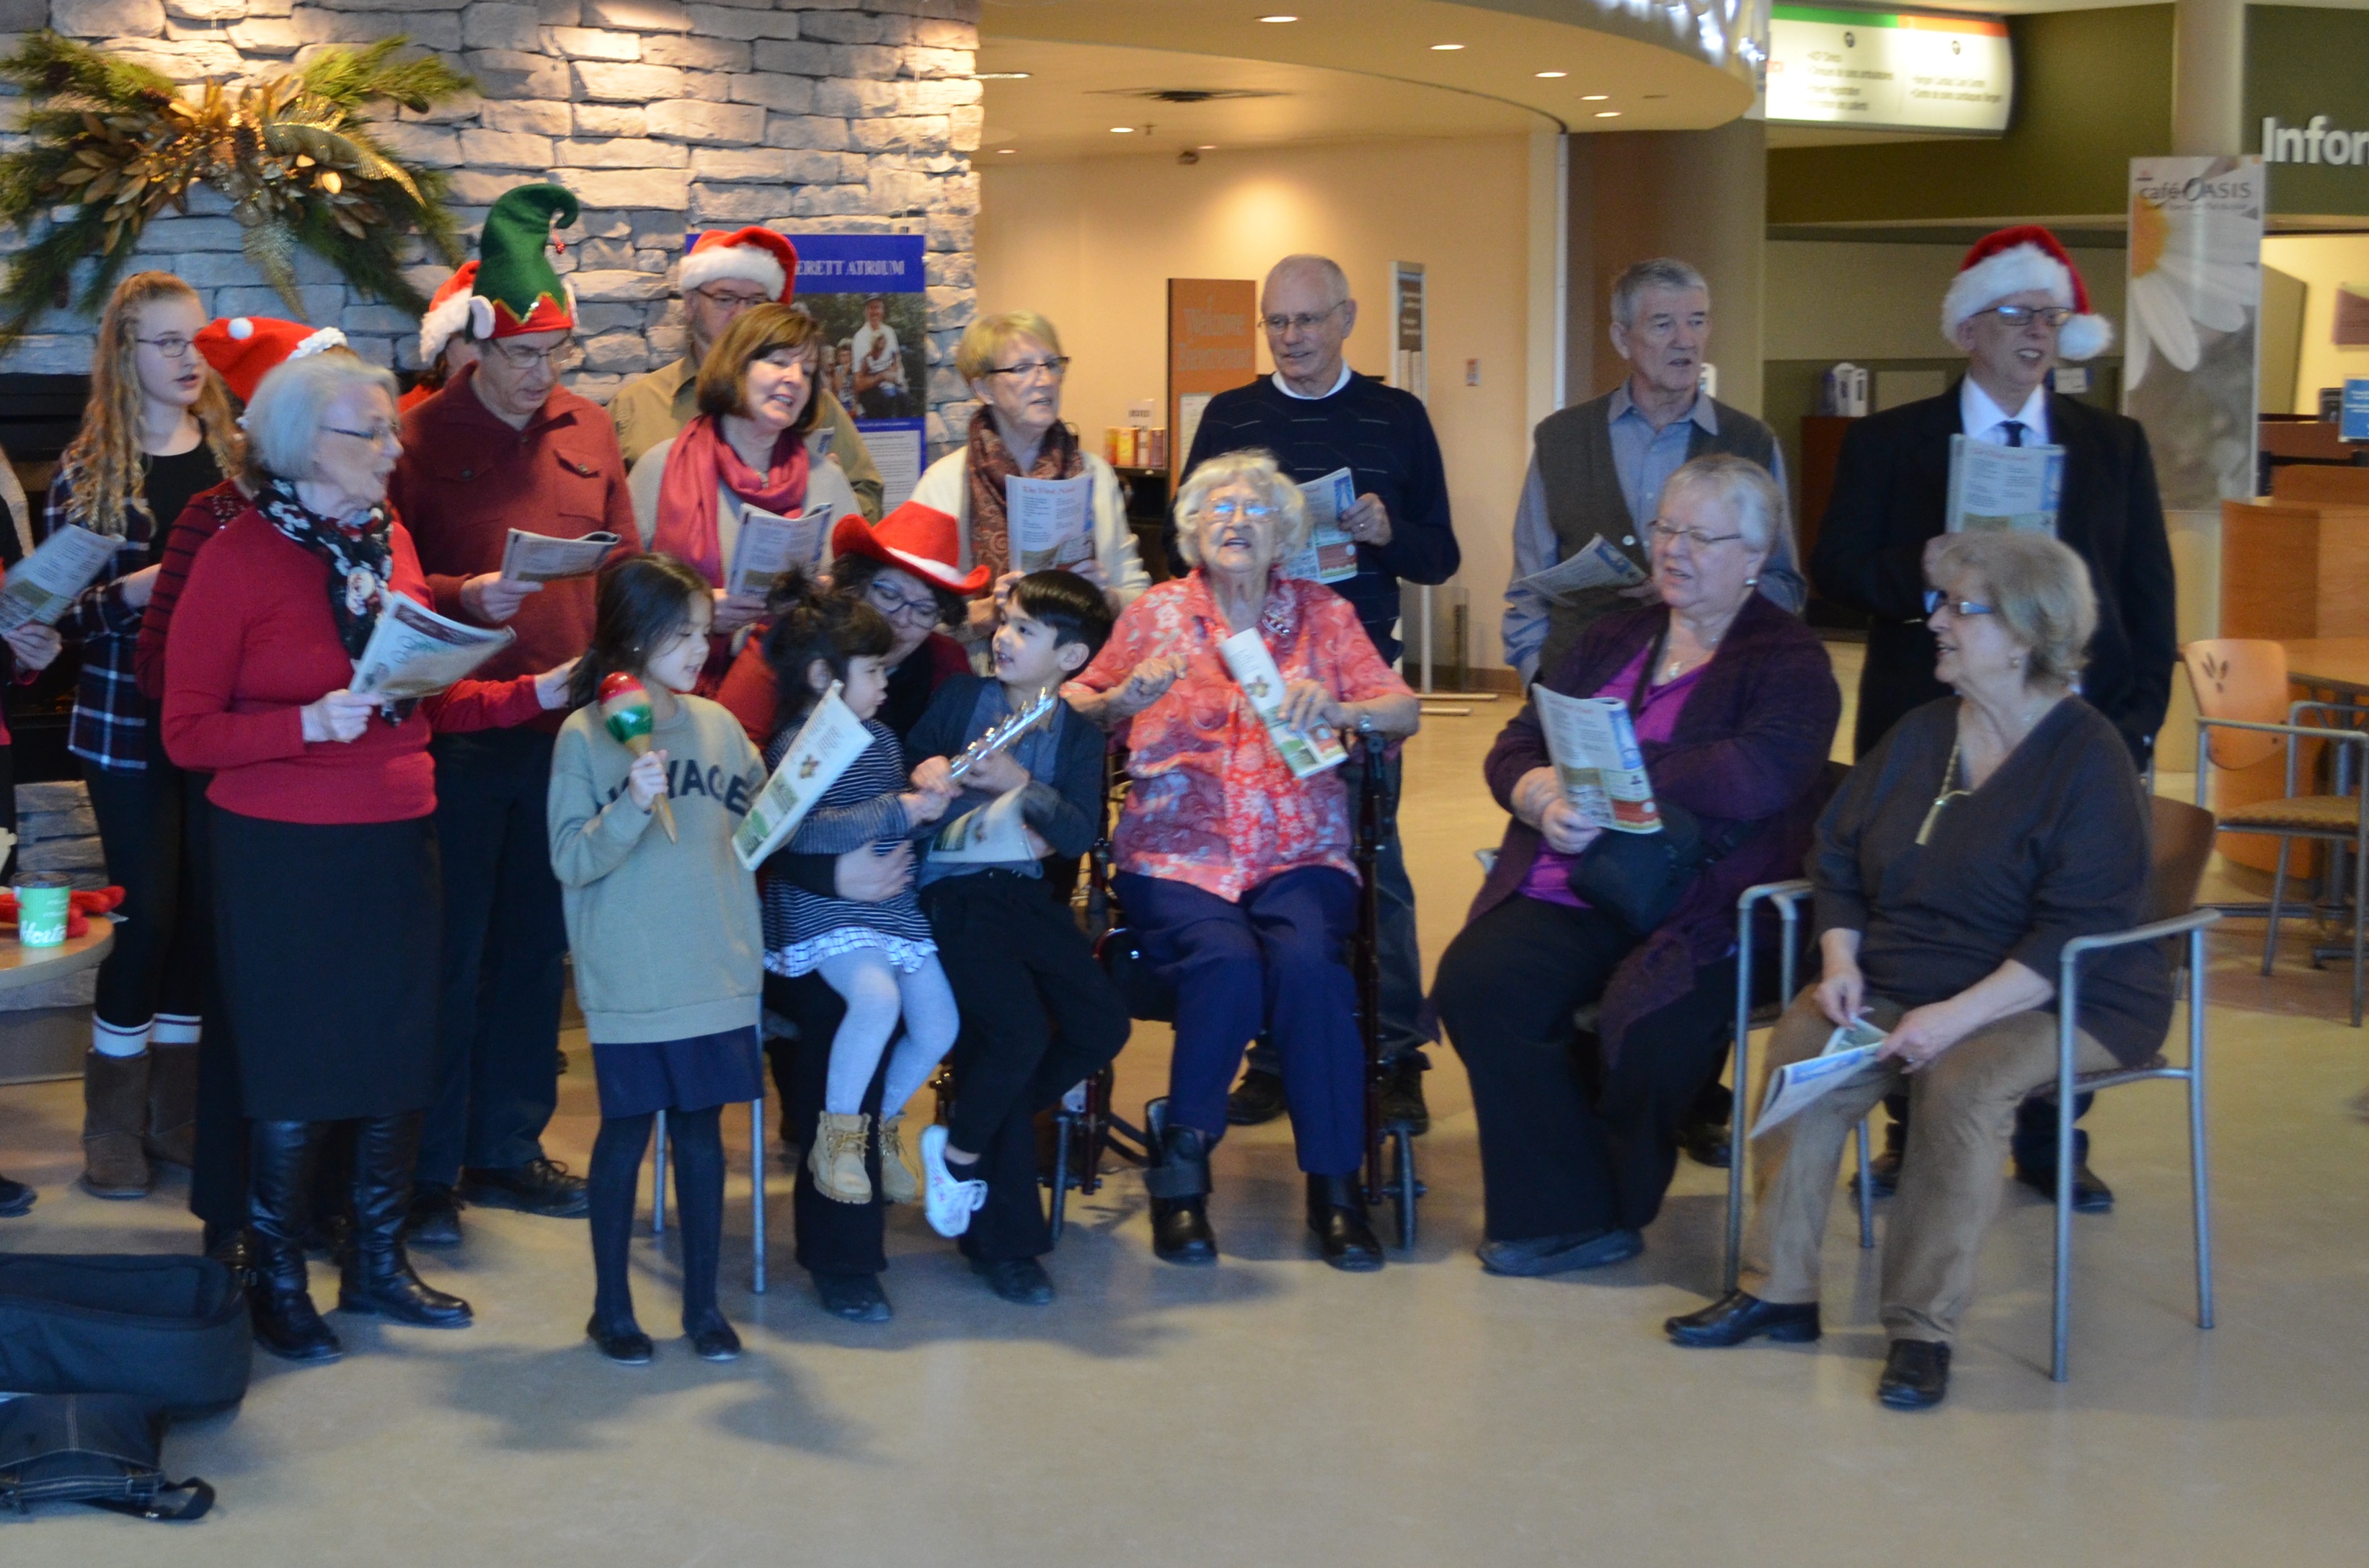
[1960,377,2051,447]
[1272,361,1354,401]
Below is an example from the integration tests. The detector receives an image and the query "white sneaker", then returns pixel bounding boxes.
[919,1124,988,1239]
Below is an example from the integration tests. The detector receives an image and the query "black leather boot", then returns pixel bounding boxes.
[338,1114,472,1329]
[1306,1174,1384,1272]
[1143,1099,1216,1265]
[247,1119,342,1365]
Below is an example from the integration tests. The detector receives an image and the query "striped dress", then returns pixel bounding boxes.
[760,717,936,976]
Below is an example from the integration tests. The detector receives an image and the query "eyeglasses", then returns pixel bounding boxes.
[1200,501,1275,523]
[1646,520,1744,549]
[1977,304,2073,329]
[692,285,771,309]
[1923,590,1996,619]
[325,424,400,447]
[980,357,1070,381]
[134,335,198,360]
[865,580,939,624]
[1260,304,1343,335]
[481,337,581,371]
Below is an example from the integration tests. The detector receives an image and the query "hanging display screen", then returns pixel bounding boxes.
[1765,6,2013,136]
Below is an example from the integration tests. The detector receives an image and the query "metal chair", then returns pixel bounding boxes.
[2183,639,2369,1024]
[1727,878,1874,1294]
[2042,794,2219,1381]
[649,1100,769,1295]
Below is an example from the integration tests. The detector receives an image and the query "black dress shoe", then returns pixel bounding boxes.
[2015,1161,2115,1213]
[1877,1338,1952,1409]
[404,1183,464,1248]
[1306,1174,1384,1272]
[0,1174,35,1218]
[973,1256,1056,1305]
[1664,1290,1822,1347]
[812,1270,892,1322]
[687,1316,741,1362]
[1378,1055,1431,1135]
[1476,1228,1642,1277]
[461,1158,590,1218]
[1676,1115,1732,1170]
[1224,1068,1288,1126]
[201,1223,253,1275]
[588,1316,654,1365]
[1867,1148,1903,1197]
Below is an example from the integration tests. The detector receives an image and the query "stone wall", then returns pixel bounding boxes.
[0,0,983,445]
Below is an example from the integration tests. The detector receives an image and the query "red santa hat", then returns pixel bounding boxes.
[681,227,800,304]
[831,503,991,596]
[418,260,478,368]
[193,316,349,404]
[1940,225,2113,363]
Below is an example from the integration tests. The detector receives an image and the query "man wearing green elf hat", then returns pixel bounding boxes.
[389,182,642,1248]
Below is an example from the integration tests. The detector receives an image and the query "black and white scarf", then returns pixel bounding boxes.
[254,476,393,660]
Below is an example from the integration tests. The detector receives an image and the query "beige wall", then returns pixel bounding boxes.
[2262,233,2369,413]
[1765,240,2129,363]
[977,137,1538,672]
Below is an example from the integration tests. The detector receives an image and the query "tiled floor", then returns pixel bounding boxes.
[1,639,2366,1564]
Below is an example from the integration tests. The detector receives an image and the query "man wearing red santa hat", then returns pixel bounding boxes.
[609,226,884,521]
[1810,223,2174,1213]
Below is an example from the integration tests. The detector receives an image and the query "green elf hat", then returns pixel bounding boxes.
[467,183,580,340]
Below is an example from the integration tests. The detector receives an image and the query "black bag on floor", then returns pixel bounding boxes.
[0,1394,213,1520]
[0,1255,251,1419]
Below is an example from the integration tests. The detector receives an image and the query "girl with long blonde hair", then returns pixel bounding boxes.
[37,270,242,1204]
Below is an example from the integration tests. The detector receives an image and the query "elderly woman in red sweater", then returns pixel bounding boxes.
[162,350,572,1368]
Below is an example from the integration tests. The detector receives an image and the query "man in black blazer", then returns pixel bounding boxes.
[1810,226,2176,1209]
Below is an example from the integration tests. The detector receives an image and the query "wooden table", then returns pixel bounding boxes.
[0,924,113,994]
[2285,638,2369,698]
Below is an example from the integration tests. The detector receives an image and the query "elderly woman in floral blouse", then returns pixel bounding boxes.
[1066,450,1419,1272]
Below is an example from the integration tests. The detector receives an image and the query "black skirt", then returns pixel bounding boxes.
[590,1027,764,1120]
[211,809,442,1122]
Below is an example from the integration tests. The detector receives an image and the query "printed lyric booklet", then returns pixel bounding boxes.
[728,502,835,598]
[732,680,872,871]
[1945,434,2064,535]
[350,593,515,704]
[1748,1017,1887,1139]
[1529,683,1662,833]
[1284,467,1358,585]
[497,528,622,584]
[1006,474,1094,574]
[1219,626,1347,779]
[0,524,120,632]
[1513,533,1648,603]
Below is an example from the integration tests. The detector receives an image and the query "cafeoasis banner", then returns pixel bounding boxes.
[2124,156,2264,510]
[1764,5,2011,136]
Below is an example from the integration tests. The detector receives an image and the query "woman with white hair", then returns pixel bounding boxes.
[1434,454,1841,1280]
[161,350,574,1368]
[1066,449,1417,1270]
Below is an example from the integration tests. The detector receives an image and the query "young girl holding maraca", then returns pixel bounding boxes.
[548,555,767,1366]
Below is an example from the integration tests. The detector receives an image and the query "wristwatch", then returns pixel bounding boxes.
[1354,711,1377,738]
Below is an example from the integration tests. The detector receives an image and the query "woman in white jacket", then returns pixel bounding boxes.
[908,311,1148,647]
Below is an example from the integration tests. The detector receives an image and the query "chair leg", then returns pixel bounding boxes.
[2264,837,2291,977]
[1048,1110,1074,1245]
[2352,830,2368,1027]
[1723,1025,1750,1295]
[1854,1117,1874,1249]
[2051,1072,2077,1383]
[2188,934,2215,1331]
[651,1108,668,1238]
[750,1097,766,1295]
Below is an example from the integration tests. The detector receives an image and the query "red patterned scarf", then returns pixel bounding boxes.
[653,413,810,586]
[962,406,1082,580]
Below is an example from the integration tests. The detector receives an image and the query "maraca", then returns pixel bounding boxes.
[598,671,676,841]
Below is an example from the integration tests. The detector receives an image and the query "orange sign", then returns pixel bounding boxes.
[1167,279,1257,484]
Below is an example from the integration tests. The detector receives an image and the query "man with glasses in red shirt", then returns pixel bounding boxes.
[388,185,642,1248]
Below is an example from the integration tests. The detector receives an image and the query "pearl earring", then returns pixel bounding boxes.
[1745,576,1758,586]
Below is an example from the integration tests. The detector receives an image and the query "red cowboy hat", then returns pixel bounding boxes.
[831,503,991,595]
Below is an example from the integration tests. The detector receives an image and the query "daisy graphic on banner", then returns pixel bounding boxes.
[2125,180,2261,388]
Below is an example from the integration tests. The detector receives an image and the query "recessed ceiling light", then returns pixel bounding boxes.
[1594,110,1621,118]
[1536,71,1567,79]
[1430,43,1465,50]
[1581,94,1608,101]
[1258,13,1298,20]
[996,148,1017,154]
[1110,126,1134,133]
[1197,144,1218,150]
[975,71,1032,80]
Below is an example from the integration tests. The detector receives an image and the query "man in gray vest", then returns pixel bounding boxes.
[1503,258,1804,683]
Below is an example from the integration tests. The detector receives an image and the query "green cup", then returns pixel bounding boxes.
[14,873,69,948]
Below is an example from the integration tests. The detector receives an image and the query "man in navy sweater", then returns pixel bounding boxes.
[1179,253,1460,1131]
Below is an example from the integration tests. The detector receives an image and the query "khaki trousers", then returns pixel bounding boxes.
[1737,988,2118,1343]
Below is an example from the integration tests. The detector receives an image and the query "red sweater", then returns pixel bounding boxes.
[133,478,248,704]
[161,509,547,825]
[386,365,639,727]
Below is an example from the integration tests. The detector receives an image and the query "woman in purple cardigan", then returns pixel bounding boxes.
[1433,455,1841,1277]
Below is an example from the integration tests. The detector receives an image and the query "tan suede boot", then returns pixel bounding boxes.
[81,1050,153,1199]
[807,1111,872,1204]
[145,1042,199,1169]
[874,1115,919,1205]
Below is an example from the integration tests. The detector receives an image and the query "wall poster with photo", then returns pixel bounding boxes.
[791,232,930,509]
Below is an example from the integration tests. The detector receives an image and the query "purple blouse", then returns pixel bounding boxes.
[1517,643,1706,908]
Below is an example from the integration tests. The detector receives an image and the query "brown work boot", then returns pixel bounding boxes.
[807,1111,872,1205]
[146,1042,199,1169]
[81,1050,153,1199]
[874,1114,919,1205]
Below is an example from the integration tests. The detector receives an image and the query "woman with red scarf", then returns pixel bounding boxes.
[626,304,859,685]
[909,310,1148,650]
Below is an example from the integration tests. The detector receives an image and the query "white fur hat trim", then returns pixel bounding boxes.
[418,291,474,366]
[291,327,347,361]
[681,242,788,301]
[1939,242,2112,362]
